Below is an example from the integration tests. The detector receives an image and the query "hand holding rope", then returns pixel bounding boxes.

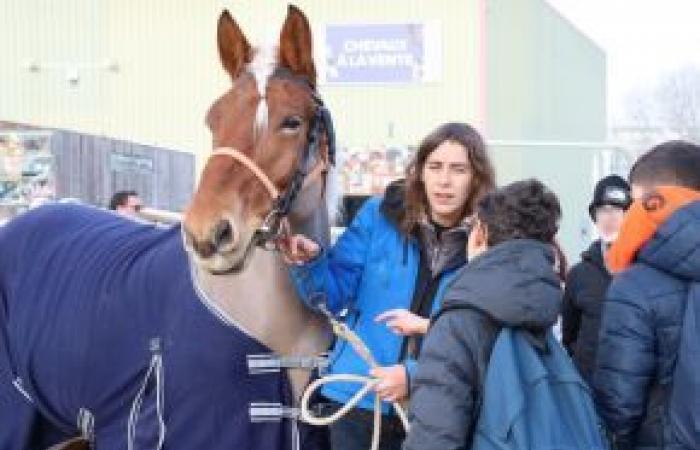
[299,305,410,450]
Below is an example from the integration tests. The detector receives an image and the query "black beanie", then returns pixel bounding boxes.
[588,175,632,220]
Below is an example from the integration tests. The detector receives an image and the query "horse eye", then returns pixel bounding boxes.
[280,116,303,133]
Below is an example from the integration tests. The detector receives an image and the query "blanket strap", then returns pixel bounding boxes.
[249,402,300,422]
[76,408,95,444]
[247,354,329,375]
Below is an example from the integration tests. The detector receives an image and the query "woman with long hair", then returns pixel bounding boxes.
[280,122,495,450]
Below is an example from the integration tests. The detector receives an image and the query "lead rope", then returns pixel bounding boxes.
[299,306,410,450]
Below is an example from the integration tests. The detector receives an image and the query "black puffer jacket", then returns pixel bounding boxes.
[594,201,700,450]
[402,239,562,450]
[562,240,611,383]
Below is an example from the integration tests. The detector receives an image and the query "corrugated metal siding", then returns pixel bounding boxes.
[1,1,483,159]
[2,1,606,154]
[50,130,194,210]
[1,0,224,156]
[292,0,483,148]
[1,1,105,135]
[484,0,607,258]
[485,0,606,141]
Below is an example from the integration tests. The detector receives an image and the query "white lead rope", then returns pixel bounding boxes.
[299,310,410,450]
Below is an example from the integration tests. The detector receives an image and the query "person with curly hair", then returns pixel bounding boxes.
[403,179,563,450]
[562,175,631,383]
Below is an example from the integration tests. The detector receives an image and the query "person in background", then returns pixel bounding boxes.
[108,190,143,218]
[562,175,631,382]
[402,179,562,450]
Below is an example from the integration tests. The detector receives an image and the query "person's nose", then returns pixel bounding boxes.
[438,169,452,186]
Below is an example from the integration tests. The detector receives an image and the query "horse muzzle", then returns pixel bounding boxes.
[182,218,255,274]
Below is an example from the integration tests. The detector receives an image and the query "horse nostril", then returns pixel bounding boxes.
[192,238,217,259]
[212,219,235,249]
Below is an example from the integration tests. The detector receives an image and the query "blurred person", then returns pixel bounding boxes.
[108,190,143,218]
[562,175,631,382]
[594,141,700,450]
[403,179,565,450]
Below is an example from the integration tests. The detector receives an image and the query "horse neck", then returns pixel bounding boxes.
[194,249,330,401]
[194,249,330,358]
[193,203,333,401]
[189,161,337,399]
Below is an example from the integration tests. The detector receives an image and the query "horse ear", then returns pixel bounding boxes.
[217,10,252,80]
[278,5,317,87]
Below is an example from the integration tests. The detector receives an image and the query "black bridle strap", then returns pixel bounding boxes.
[272,105,325,217]
[314,96,336,166]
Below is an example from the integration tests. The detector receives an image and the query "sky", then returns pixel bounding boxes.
[546,0,700,125]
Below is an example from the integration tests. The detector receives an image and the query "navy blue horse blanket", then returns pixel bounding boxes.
[0,203,326,450]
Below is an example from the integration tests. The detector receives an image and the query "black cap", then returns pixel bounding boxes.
[588,175,632,220]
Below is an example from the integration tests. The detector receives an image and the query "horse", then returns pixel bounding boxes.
[0,5,334,450]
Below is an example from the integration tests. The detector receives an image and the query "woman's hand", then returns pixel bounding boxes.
[375,309,430,336]
[370,365,408,403]
[276,234,320,265]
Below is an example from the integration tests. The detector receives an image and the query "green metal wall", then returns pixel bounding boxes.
[0,1,484,153]
[286,0,485,148]
[485,0,608,257]
[485,0,606,141]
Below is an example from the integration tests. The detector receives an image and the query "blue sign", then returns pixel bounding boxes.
[323,23,439,84]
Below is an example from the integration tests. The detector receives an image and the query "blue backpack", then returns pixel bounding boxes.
[668,284,700,449]
[471,328,610,450]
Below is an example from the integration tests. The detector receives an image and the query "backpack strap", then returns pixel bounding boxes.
[433,303,550,352]
[429,303,501,431]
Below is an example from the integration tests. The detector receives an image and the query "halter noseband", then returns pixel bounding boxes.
[210,148,280,199]
[208,92,336,247]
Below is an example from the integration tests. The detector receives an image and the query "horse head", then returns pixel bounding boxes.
[183,5,335,274]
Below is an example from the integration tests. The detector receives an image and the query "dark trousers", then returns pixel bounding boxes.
[322,400,406,450]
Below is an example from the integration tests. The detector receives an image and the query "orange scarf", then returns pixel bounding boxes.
[607,186,700,273]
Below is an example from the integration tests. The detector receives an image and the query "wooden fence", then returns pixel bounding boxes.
[49,130,195,211]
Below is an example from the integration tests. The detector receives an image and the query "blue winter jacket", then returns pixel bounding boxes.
[594,200,700,450]
[289,195,464,413]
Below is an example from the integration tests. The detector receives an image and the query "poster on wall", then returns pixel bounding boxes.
[338,145,415,196]
[0,132,55,215]
[319,22,442,84]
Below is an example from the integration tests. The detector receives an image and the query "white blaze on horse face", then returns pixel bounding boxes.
[247,42,277,137]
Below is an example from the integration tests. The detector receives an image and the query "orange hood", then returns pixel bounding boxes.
[607,186,700,273]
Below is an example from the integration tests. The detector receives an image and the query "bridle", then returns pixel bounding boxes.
[208,86,336,248]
